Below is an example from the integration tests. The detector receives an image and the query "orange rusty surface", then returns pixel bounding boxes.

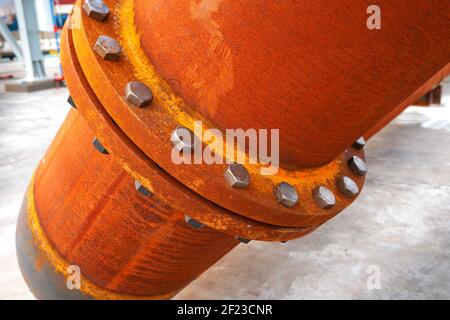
[60,24,315,240]
[33,109,239,297]
[23,174,177,299]
[69,0,366,228]
[22,0,450,300]
[135,0,450,168]
[365,62,450,139]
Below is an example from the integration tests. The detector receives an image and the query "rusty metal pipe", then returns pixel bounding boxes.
[16,0,450,299]
[365,62,450,139]
[17,110,238,299]
[134,0,450,168]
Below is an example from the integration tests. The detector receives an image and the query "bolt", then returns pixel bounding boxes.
[93,35,122,61]
[313,186,336,209]
[67,96,76,109]
[184,215,204,230]
[352,136,366,150]
[92,137,108,154]
[274,182,298,208]
[235,236,251,244]
[348,155,367,176]
[224,164,250,188]
[134,180,152,197]
[337,176,359,198]
[82,0,110,21]
[125,81,153,107]
[171,126,196,153]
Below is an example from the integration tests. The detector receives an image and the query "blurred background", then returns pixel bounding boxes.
[0,0,73,85]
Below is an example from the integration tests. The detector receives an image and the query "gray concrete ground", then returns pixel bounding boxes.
[176,107,450,300]
[1,60,449,299]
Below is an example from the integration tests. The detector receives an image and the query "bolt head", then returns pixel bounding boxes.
[82,0,110,21]
[134,180,152,197]
[93,35,122,61]
[92,137,108,154]
[171,126,196,153]
[274,182,298,208]
[235,236,251,244]
[224,164,250,188]
[184,215,204,230]
[125,81,153,107]
[313,186,336,209]
[67,96,76,109]
[348,155,367,176]
[352,136,366,150]
[337,176,359,198]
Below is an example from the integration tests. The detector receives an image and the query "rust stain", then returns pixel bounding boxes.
[26,173,176,300]
[189,0,234,115]
[34,252,46,272]
[115,0,344,187]
[68,172,128,259]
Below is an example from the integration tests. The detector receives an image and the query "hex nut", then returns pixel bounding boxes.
[352,136,366,150]
[235,236,251,244]
[274,182,298,208]
[171,126,196,153]
[313,186,336,209]
[224,164,250,188]
[67,96,76,109]
[125,81,153,107]
[93,35,122,61]
[184,215,204,230]
[92,137,108,154]
[134,180,152,197]
[337,176,359,198]
[82,0,110,21]
[348,155,367,176]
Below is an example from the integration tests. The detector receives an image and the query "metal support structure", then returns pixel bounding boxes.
[0,19,23,61]
[14,0,46,80]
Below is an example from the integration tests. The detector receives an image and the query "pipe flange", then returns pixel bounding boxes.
[69,0,366,228]
[61,24,316,242]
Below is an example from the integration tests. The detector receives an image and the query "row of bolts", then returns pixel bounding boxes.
[72,0,368,242]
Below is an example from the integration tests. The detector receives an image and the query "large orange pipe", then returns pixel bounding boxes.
[16,0,450,299]
[135,0,450,168]
[16,110,238,299]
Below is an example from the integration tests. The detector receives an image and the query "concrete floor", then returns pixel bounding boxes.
[177,107,450,300]
[1,63,449,299]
